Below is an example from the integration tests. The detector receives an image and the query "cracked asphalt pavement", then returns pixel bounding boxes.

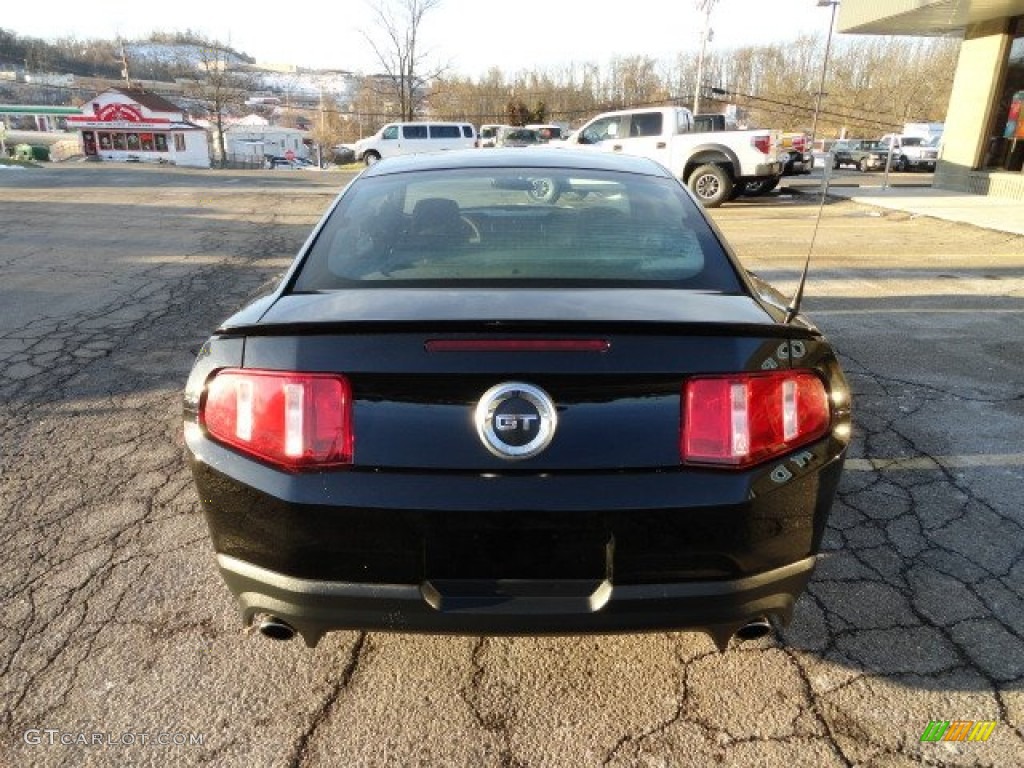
[1,166,1022,767]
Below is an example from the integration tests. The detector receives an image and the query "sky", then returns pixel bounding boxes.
[9,0,841,77]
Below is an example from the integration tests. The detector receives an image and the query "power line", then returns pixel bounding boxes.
[0,74,916,136]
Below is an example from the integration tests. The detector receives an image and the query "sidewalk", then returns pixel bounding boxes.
[787,181,1024,237]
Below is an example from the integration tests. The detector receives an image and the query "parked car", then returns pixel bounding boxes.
[553,105,784,207]
[479,124,508,148]
[525,123,566,143]
[332,144,357,165]
[495,127,540,147]
[831,139,869,169]
[878,134,939,171]
[266,156,304,170]
[689,115,788,197]
[354,122,478,165]
[832,140,889,172]
[184,149,851,651]
[780,133,812,176]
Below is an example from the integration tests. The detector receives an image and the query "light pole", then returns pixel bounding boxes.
[808,0,839,159]
[692,0,717,115]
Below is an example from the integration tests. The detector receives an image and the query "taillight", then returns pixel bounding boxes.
[752,135,773,155]
[681,371,829,467]
[201,369,352,469]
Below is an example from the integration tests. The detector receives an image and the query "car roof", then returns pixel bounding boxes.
[384,121,473,126]
[360,148,675,178]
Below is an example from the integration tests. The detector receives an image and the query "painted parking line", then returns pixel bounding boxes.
[846,453,1024,471]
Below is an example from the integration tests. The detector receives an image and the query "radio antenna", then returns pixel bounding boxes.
[787,0,838,324]
[783,157,832,324]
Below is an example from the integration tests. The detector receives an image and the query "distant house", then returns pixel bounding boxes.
[223,122,308,163]
[68,88,210,168]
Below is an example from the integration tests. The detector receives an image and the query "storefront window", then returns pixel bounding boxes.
[112,133,126,150]
[155,134,168,152]
[126,133,140,150]
[174,133,186,151]
[99,132,112,150]
[985,16,1024,171]
[140,133,154,151]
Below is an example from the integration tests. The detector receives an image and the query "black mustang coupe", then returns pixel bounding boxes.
[184,149,850,650]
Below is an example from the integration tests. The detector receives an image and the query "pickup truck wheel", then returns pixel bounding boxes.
[858,157,870,173]
[525,177,561,204]
[363,151,381,167]
[687,164,733,208]
[896,155,909,172]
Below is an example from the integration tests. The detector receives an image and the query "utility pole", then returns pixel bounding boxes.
[808,0,840,156]
[119,39,133,88]
[318,80,326,168]
[692,0,717,115]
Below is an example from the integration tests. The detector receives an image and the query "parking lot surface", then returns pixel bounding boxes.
[1,165,1022,767]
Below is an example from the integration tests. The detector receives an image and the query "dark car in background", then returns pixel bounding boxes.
[832,139,887,171]
[832,139,866,169]
[331,144,357,165]
[184,149,851,651]
[495,127,540,147]
[780,132,812,176]
[266,156,306,170]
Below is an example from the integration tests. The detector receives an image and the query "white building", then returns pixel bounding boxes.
[68,88,210,168]
[223,122,308,163]
[840,0,1024,199]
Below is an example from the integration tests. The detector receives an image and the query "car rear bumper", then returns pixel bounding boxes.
[190,438,845,647]
[217,551,818,649]
[745,161,784,179]
[786,153,813,175]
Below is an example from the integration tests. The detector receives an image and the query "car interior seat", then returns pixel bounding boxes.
[410,198,470,246]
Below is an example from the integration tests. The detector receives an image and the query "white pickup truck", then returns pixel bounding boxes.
[555,106,784,207]
[877,134,939,172]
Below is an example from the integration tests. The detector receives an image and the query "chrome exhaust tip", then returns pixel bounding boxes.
[733,616,773,642]
[256,615,296,641]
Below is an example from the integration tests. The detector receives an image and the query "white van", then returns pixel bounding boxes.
[354,122,478,165]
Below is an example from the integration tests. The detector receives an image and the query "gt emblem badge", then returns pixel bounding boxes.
[475,382,557,459]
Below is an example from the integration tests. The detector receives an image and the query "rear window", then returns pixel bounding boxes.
[534,126,563,141]
[461,125,475,138]
[291,167,742,292]
[505,130,538,142]
[629,113,663,137]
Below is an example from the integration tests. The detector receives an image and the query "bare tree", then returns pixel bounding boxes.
[308,92,350,166]
[176,39,255,166]
[362,0,448,122]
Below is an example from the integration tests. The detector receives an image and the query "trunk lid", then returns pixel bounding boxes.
[235,289,802,471]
